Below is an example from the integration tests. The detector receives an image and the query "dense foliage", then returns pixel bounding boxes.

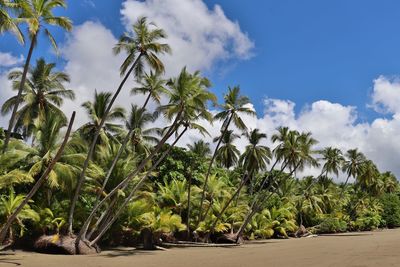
[0,0,399,253]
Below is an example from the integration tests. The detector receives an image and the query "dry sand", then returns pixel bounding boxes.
[1,229,400,267]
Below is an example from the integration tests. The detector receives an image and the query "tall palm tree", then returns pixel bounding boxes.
[211,129,271,229]
[187,140,211,158]
[86,69,215,247]
[132,71,167,108]
[199,86,255,222]
[319,147,344,179]
[3,0,72,153]
[78,91,125,145]
[0,0,24,43]
[341,149,366,193]
[2,58,74,140]
[69,17,171,234]
[239,129,271,176]
[76,68,215,249]
[235,131,318,242]
[214,130,240,169]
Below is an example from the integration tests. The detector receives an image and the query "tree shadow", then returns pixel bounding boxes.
[99,248,155,258]
[0,259,22,266]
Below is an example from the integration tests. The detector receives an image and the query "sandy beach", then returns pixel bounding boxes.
[1,229,399,267]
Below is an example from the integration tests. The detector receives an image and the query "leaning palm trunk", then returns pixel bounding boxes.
[68,53,143,234]
[3,36,36,153]
[88,126,188,247]
[93,91,153,204]
[198,114,233,223]
[210,170,252,231]
[235,161,300,242]
[0,112,75,245]
[75,111,183,249]
[339,173,352,199]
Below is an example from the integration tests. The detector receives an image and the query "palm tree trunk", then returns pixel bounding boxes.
[68,53,144,234]
[89,126,188,246]
[339,174,352,199]
[0,112,75,245]
[198,114,233,223]
[210,170,252,231]
[3,36,36,154]
[75,110,183,249]
[235,161,300,242]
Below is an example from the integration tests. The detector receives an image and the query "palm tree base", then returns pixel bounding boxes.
[34,235,99,255]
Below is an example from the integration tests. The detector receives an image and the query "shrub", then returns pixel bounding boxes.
[380,193,400,228]
[315,217,347,234]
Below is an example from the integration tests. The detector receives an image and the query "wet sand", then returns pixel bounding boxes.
[1,229,400,267]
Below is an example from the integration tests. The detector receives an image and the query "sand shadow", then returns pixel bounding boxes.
[319,233,372,237]
[0,259,21,266]
[99,248,155,258]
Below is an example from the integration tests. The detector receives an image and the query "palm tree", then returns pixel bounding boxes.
[3,0,72,153]
[132,71,167,108]
[187,140,211,158]
[76,68,214,249]
[78,91,125,144]
[210,129,271,229]
[86,69,215,247]
[214,130,240,169]
[319,147,344,179]
[235,131,318,242]
[341,149,366,195]
[0,0,24,43]
[199,86,255,222]
[239,129,271,178]
[2,58,74,140]
[125,104,159,155]
[0,111,75,245]
[69,17,170,233]
[0,190,39,245]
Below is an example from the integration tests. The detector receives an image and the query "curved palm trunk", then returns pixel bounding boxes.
[198,114,233,223]
[210,170,252,231]
[0,112,75,245]
[235,161,300,242]
[88,126,188,247]
[68,53,143,234]
[75,111,183,249]
[339,174,352,199]
[3,36,36,154]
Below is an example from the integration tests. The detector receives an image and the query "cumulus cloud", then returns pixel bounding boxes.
[178,80,400,181]
[371,76,400,114]
[0,52,23,67]
[120,0,254,76]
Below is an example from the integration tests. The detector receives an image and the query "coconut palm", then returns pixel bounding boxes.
[3,0,72,153]
[199,86,255,222]
[69,17,170,233]
[131,71,167,108]
[78,91,125,145]
[76,68,215,248]
[0,0,24,43]
[341,149,366,194]
[0,190,39,244]
[239,129,271,176]
[187,140,211,158]
[2,58,74,140]
[214,130,240,169]
[319,147,344,179]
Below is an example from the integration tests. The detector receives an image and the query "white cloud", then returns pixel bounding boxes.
[371,76,400,114]
[0,52,23,67]
[120,0,254,76]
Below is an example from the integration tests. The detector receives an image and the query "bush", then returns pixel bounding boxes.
[380,193,400,228]
[315,217,347,234]
[351,210,382,231]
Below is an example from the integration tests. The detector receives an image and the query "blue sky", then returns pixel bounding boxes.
[2,0,400,120]
[2,0,400,177]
